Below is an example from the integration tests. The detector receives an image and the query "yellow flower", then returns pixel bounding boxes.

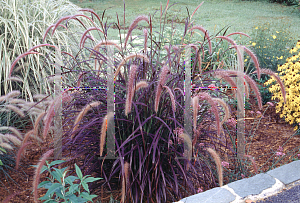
[272,35,276,39]
[252,42,256,46]
[244,59,248,62]
[276,31,279,33]
[255,27,258,29]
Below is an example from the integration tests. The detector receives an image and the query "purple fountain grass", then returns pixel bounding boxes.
[121,161,130,203]
[189,2,204,22]
[91,40,122,55]
[72,101,102,138]
[43,93,72,139]
[192,95,199,130]
[0,126,22,139]
[27,44,57,52]
[2,190,23,203]
[9,52,43,77]
[155,65,170,113]
[188,26,212,55]
[163,86,176,113]
[226,32,251,38]
[243,46,261,80]
[33,149,54,203]
[115,53,149,78]
[220,70,263,110]
[80,27,104,48]
[21,130,34,149]
[100,112,114,156]
[125,65,138,116]
[80,35,95,50]
[134,81,148,91]
[15,142,32,170]
[124,15,150,48]
[178,133,192,170]
[197,92,221,135]
[190,44,202,74]
[206,147,223,187]
[212,98,230,125]
[5,104,25,117]
[1,134,21,146]
[253,68,286,103]
[174,87,184,97]
[244,154,258,174]
[43,24,68,42]
[143,29,148,53]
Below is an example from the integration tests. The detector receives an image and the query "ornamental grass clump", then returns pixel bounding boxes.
[265,40,300,130]
[8,1,288,202]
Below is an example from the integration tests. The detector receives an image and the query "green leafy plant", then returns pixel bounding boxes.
[37,159,101,203]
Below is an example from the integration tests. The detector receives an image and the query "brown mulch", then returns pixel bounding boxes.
[0,95,299,202]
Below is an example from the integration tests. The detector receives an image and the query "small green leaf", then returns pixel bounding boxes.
[40,165,49,174]
[65,176,79,185]
[80,192,97,201]
[42,183,62,198]
[50,170,62,183]
[68,184,79,194]
[49,160,66,167]
[38,181,52,189]
[84,177,102,183]
[81,182,89,193]
[75,164,83,180]
[0,159,3,166]
[44,200,57,203]
[66,194,77,203]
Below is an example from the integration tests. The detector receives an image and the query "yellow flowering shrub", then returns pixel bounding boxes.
[265,40,300,130]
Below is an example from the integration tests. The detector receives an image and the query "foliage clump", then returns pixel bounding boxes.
[265,40,300,130]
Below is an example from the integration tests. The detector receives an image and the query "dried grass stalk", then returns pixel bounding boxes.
[125,65,138,116]
[5,104,25,117]
[163,86,176,113]
[155,65,170,112]
[179,133,192,170]
[206,147,223,187]
[212,98,230,125]
[100,112,114,156]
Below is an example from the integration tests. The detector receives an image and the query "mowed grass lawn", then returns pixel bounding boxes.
[70,0,300,44]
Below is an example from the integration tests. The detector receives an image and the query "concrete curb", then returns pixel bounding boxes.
[174,160,300,203]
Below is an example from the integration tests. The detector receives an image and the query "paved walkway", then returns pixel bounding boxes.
[174,160,300,203]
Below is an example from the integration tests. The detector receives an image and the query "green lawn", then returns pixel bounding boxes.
[69,0,300,44]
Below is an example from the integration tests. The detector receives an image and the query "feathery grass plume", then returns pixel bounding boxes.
[190,44,202,74]
[43,24,68,42]
[189,2,204,22]
[80,27,104,48]
[253,68,286,103]
[212,98,230,125]
[197,92,221,135]
[121,161,130,203]
[43,93,72,139]
[206,147,223,186]
[8,99,26,104]
[188,26,212,54]
[215,35,236,46]
[124,15,150,48]
[223,70,262,110]
[33,149,54,203]
[155,65,170,113]
[9,52,43,77]
[179,133,192,170]
[6,76,23,82]
[0,126,22,139]
[100,112,114,156]
[244,154,258,174]
[163,86,176,113]
[5,90,21,99]
[72,101,101,137]
[33,94,49,100]
[5,104,25,117]
[0,143,13,150]
[27,44,57,52]
[226,32,251,38]
[143,28,148,53]
[134,81,149,92]
[3,134,21,146]
[115,53,149,78]
[192,96,199,130]
[15,142,32,170]
[243,46,261,80]
[22,130,34,148]
[125,65,138,116]
[174,88,185,97]
[90,40,122,58]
